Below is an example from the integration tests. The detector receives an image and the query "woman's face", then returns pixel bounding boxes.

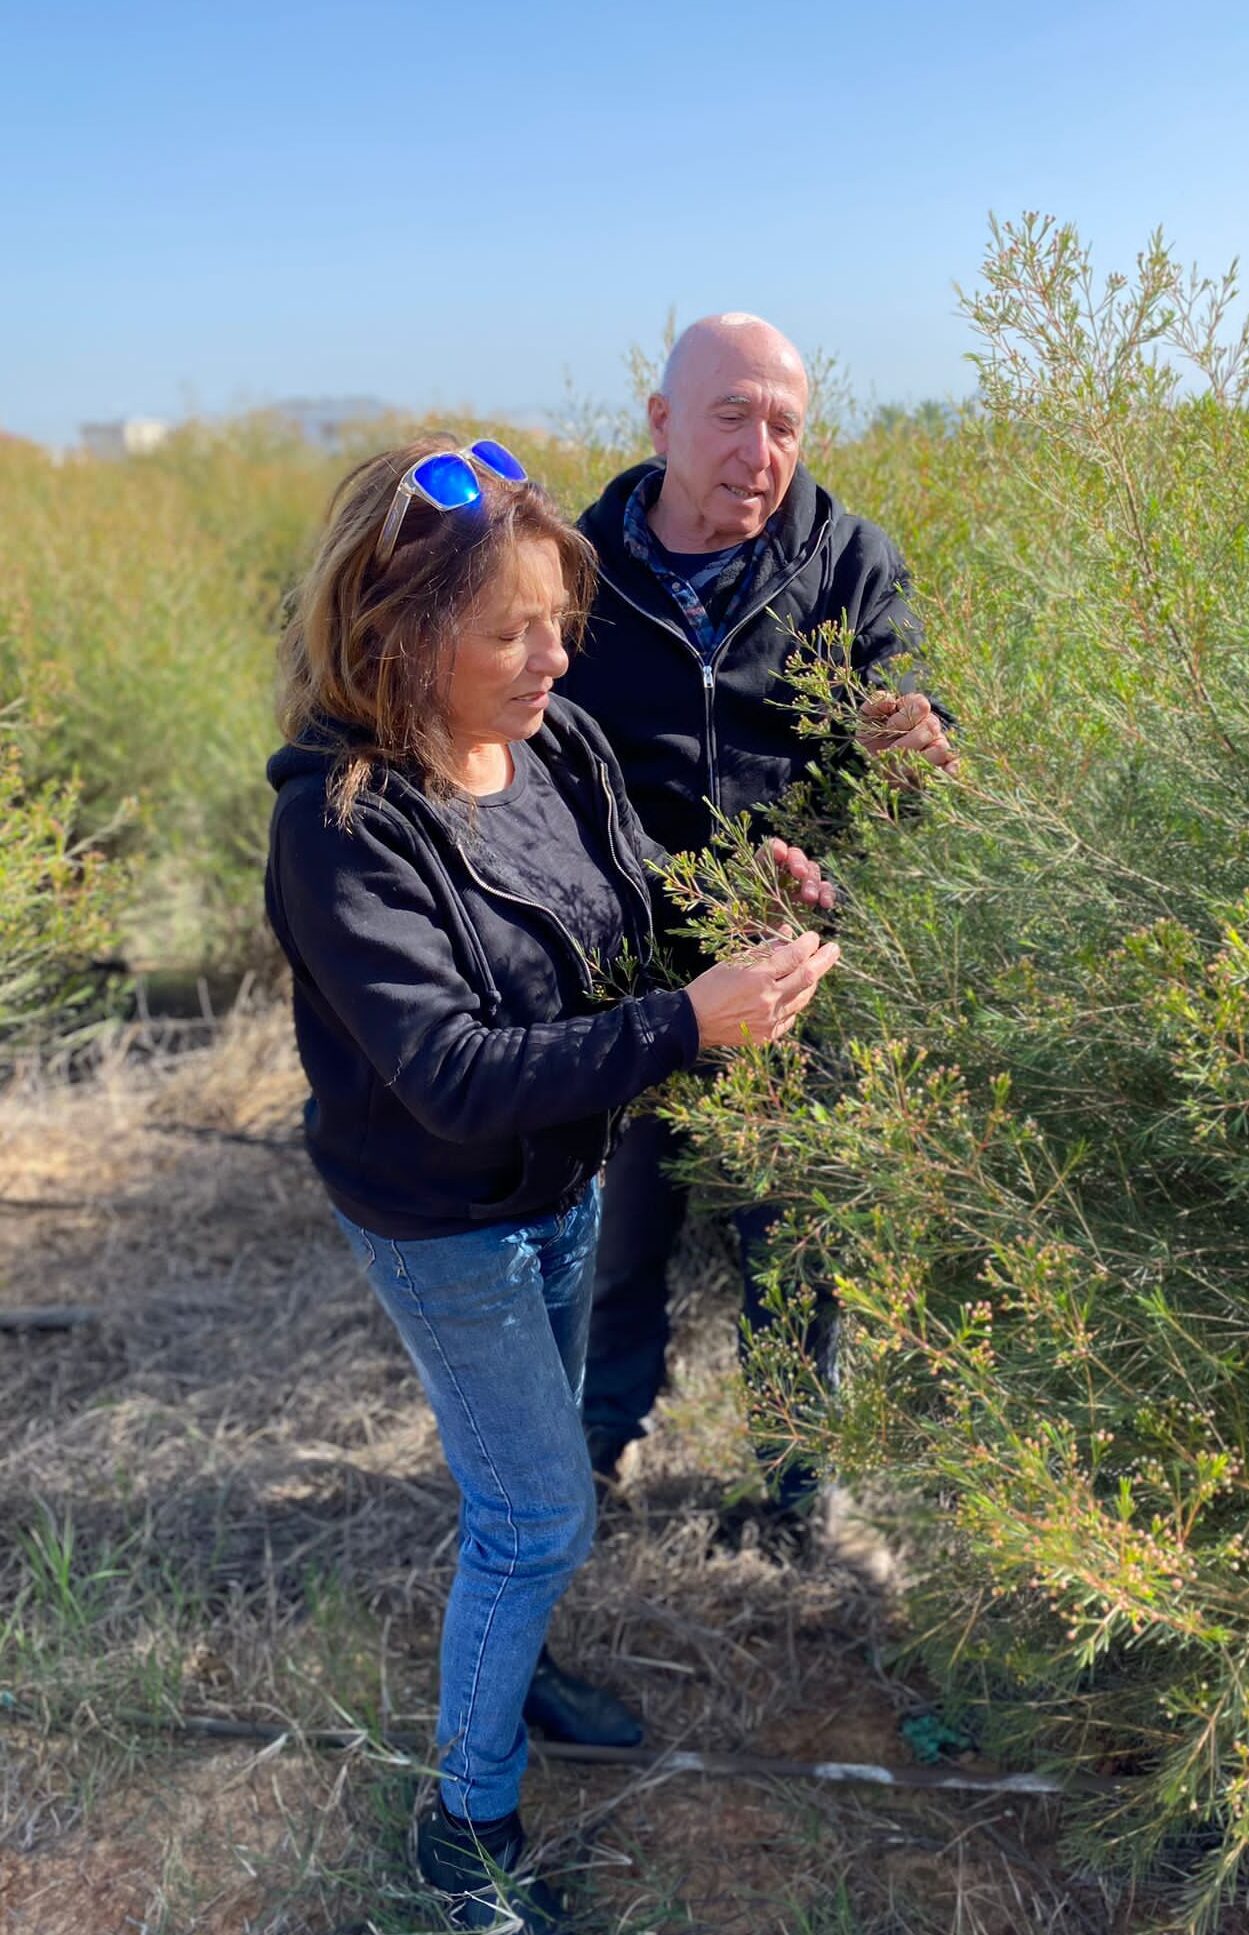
[447,538,571,752]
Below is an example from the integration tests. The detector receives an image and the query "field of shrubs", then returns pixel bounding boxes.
[4,216,1249,1930]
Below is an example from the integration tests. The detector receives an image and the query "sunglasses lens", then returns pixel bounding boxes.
[411,453,481,509]
[469,439,527,483]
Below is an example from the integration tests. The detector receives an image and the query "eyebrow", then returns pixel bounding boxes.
[504,599,571,620]
[711,391,801,427]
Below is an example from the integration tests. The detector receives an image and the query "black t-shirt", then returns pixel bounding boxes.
[441,738,626,970]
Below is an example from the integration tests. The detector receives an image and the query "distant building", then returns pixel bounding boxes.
[271,397,391,450]
[80,418,170,460]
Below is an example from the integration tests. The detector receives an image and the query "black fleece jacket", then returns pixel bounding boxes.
[562,459,928,855]
[264,698,700,1238]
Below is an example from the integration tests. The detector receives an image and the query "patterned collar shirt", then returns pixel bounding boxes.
[622,467,779,665]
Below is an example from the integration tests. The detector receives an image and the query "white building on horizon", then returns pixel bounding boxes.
[271,396,392,449]
[80,418,171,460]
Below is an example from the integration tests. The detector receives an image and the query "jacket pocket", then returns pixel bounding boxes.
[466,1122,608,1223]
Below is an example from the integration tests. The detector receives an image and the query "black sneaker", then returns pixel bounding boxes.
[414,1797,569,1932]
[583,1425,629,1482]
[523,1645,644,1748]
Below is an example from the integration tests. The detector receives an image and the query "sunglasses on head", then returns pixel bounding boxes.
[374,439,528,564]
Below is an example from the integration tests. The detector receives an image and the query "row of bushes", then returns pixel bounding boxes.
[7,214,1249,1924]
[0,342,939,1032]
[0,415,598,982]
[662,217,1249,1930]
[0,729,130,1055]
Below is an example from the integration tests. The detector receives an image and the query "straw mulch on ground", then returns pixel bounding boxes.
[0,1006,1101,1933]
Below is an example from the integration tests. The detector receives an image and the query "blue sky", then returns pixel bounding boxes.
[4,0,1247,447]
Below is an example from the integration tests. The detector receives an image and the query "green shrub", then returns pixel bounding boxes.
[0,418,629,975]
[6,213,1249,1918]
[0,731,129,1058]
[659,218,1249,1930]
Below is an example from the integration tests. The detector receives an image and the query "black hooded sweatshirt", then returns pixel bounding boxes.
[264,697,699,1239]
[563,459,928,856]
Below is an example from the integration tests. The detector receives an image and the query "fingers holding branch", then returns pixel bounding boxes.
[856,690,959,780]
[685,929,840,1049]
[763,837,840,911]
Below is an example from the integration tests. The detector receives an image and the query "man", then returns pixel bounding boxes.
[562,313,955,1512]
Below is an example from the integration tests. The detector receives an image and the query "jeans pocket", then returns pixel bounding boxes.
[334,1209,378,1272]
[386,1239,416,1298]
[354,1231,423,1337]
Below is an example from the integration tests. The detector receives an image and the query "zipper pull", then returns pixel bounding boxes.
[702,662,714,689]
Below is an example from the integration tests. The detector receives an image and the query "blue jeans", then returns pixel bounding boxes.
[333,1180,601,1822]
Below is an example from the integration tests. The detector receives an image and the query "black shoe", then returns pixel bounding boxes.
[523,1645,644,1749]
[414,1797,568,1931]
[583,1425,629,1481]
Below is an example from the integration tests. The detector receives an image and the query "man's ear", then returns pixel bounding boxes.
[647,392,670,455]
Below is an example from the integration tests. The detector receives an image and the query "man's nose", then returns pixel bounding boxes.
[737,419,770,471]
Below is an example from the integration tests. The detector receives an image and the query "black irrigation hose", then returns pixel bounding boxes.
[1,1702,1115,1798]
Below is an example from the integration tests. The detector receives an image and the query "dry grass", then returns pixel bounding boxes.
[0,1003,1112,1933]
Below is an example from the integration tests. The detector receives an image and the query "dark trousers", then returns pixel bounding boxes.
[583,1111,836,1510]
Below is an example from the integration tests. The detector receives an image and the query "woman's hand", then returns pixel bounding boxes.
[763,837,839,912]
[685,928,839,1048]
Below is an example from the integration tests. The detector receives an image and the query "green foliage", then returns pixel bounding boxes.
[0,725,128,1058]
[658,217,1249,1929]
[7,221,1249,1916]
[0,329,924,990]
[0,415,631,976]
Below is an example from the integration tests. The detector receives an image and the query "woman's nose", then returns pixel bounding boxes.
[530,622,569,675]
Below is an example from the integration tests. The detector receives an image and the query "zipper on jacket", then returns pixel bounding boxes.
[596,537,826,823]
[371,770,508,1021]
[595,759,656,964]
[421,834,504,1018]
[714,547,818,657]
[595,565,726,815]
[695,545,826,814]
[700,661,719,812]
[455,844,597,1000]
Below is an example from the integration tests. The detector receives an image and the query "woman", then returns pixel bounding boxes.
[264,436,838,1931]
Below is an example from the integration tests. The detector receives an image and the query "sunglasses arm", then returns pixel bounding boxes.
[375,480,414,566]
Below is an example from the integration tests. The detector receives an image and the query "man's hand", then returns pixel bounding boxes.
[857,692,958,785]
[763,837,839,912]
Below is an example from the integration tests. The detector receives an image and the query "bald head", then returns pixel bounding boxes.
[647,314,809,551]
[659,313,809,409]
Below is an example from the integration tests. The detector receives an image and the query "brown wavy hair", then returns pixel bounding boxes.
[277,434,597,825]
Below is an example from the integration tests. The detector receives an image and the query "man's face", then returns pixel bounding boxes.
[648,336,807,547]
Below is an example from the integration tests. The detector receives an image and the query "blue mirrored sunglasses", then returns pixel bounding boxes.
[374,439,528,563]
